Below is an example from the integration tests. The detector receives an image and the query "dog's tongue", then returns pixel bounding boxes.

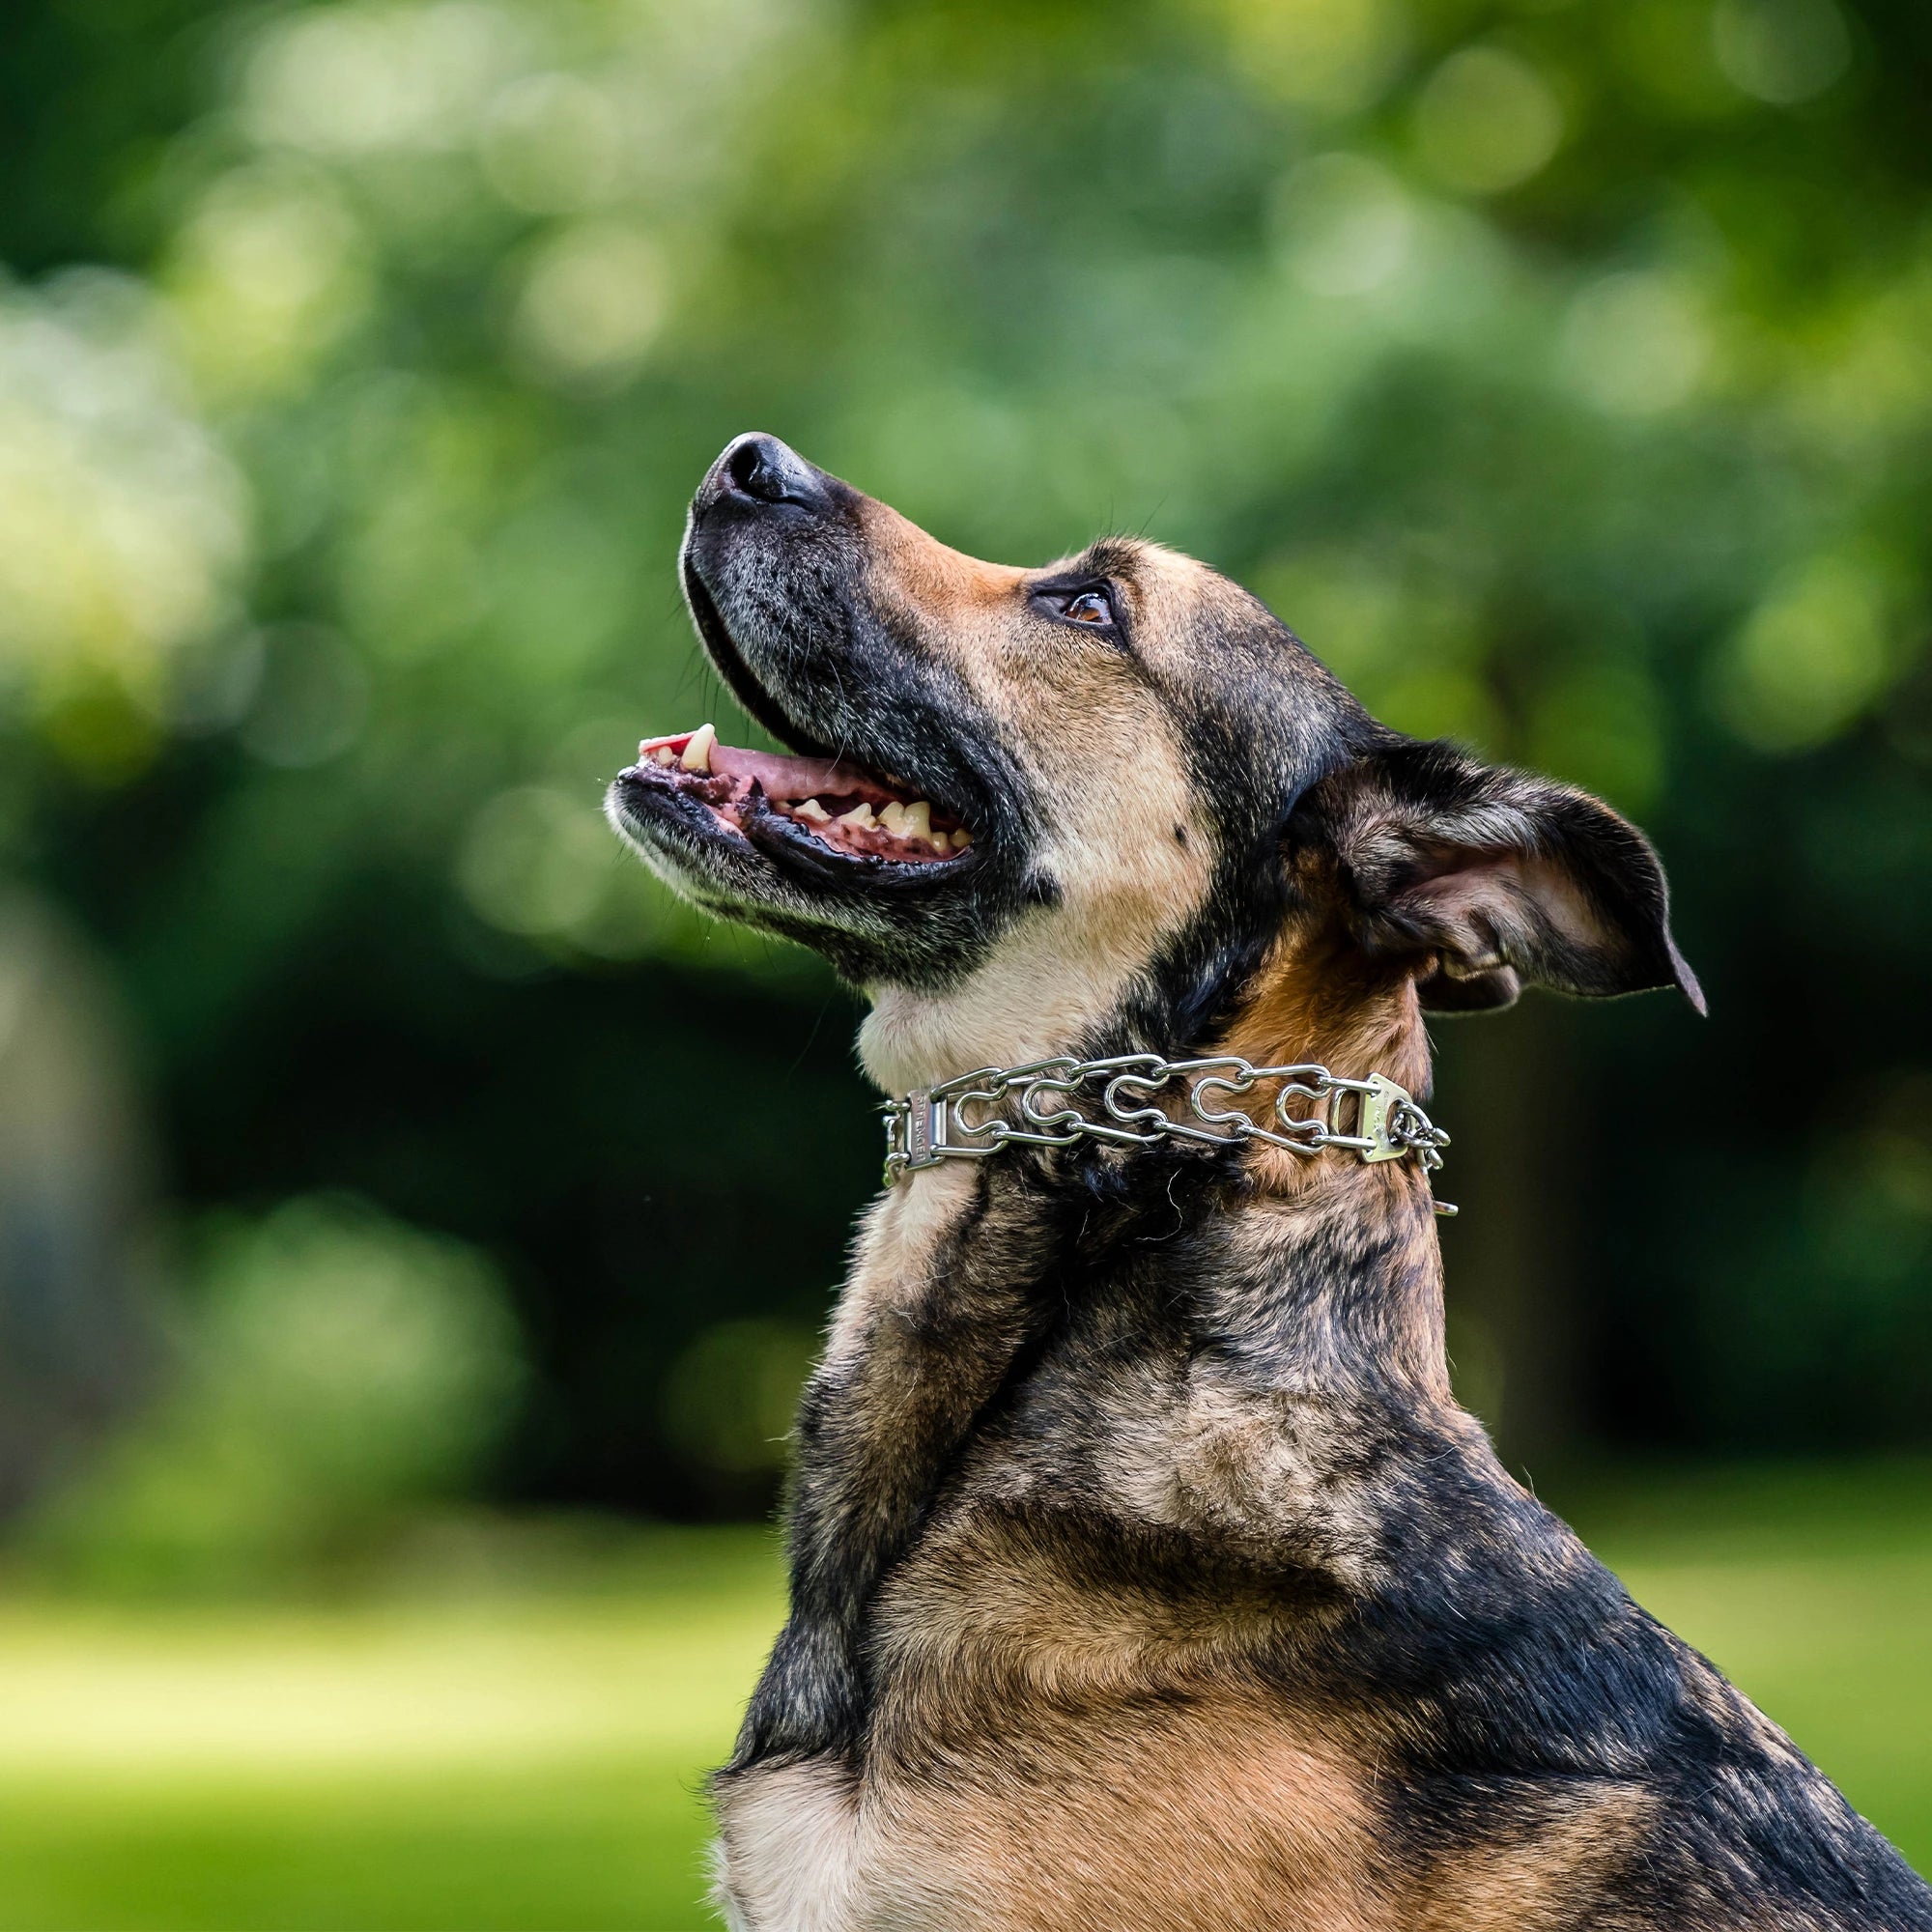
[637,729,904,806]
[713,743,905,806]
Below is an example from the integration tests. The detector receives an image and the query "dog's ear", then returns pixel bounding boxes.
[1297,738,1705,1016]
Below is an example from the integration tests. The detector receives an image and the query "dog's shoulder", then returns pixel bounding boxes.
[873,1424,1932,1928]
[1313,1460,1932,1928]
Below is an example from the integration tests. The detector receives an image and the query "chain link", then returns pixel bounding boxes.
[880,1052,1453,1211]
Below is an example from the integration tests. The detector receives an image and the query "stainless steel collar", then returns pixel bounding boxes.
[881,1053,1454,1214]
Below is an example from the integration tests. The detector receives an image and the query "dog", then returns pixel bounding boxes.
[608,433,1932,1931]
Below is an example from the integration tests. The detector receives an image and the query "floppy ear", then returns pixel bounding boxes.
[1301,738,1705,1017]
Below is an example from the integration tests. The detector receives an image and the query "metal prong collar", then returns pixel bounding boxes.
[881,1053,1453,1212]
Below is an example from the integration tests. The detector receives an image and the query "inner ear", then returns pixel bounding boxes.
[1401,847,1628,982]
[1306,737,1705,1015]
[1415,959,1521,1014]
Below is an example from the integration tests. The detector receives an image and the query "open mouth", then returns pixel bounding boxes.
[620,724,973,867]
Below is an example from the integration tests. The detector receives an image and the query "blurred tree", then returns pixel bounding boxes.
[0,892,156,1514]
[2,0,1929,1514]
[20,1193,524,1589]
[0,0,220,271]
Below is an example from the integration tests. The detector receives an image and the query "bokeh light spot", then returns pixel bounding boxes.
[23,1196,524,1590]
[166,164,372,403]
[1560,271,1711,416]
[1414,47,1565,195]
[242,2,532,156]
[458,784,616,938]
[1712,0,1852,105]
[479,72,624,213]
[1715,549,1902,751]
[1272,153,1414,298]
[0,271,246,710]
[509,221,668,390]
[1216,0,1408,113]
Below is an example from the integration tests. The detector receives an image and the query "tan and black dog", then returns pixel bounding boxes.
[608,434,1932,1931]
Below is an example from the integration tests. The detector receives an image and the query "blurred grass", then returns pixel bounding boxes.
[1564,1457,1932,1867]
[0,1465,1927,1931]
[0,1525,787,1932]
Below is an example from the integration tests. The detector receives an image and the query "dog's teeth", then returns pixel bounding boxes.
[879,801,910,836]
[838,803,875,830]
[952,827,972,848]
[679,724,716,773]
[651,747,676,767]
[901,802,932,843]
[793,798,832,824]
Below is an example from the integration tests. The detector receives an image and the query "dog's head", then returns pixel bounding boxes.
[608,435,1701,1092]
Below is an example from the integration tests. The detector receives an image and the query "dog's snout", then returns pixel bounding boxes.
[725,435,790,503]
[704,432,831,515]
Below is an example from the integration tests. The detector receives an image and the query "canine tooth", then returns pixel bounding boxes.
[838,803,875,830]
[680,724,717,773]
[879,801,910,836]
[794,798,832,824]
[901,802,932,843]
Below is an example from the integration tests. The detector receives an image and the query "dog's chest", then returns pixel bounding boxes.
[711,1759,952,1932]
[711,1684,1396,1932]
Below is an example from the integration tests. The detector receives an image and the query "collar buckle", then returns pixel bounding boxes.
[1351,1073,1447,1166]
[883,1084,1002,1184]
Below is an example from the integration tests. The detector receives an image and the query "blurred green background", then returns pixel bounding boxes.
[1,0,1929,1924]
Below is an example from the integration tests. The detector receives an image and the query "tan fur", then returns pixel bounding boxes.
[719,1498,1662,1932]
[1205,861,1448,1371]
[856,525,1214,1090]
[718,1690,1383,1932]
[722,1673,1656,1932]
[1083,1355,1391,1569]
[1417,1782,1656,1932]
[869,1693,1384,1932]
[1215,852,1430,1096]
[868,1506,1344,1711]
[825,1157,982,1370]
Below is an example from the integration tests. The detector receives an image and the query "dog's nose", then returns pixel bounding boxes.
[703,432,831,514]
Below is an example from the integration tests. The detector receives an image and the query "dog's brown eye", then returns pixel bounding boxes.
[1062,589,1114,626]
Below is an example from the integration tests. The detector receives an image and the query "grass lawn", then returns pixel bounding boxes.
[0,1465,1927,1930]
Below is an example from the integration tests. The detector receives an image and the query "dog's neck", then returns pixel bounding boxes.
[855,939,1452,1403]
[861,898,1431,1089]
[857,919,1171,1095]
[734,960,1452,1769]
[1183,1161,1455,1405]
[1210,924,1435,1107]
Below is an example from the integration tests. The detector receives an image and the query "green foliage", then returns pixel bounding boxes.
[22,1197,524,1590]
[13,0,1927,869]
[2,0,1930,1495]
[659,1318,820,1506]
